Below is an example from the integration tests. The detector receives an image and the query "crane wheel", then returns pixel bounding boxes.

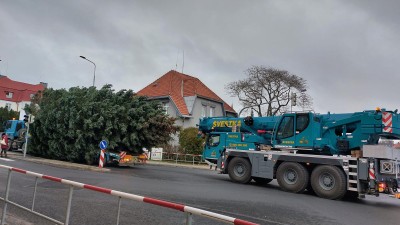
[311,165,347,200]
[228,157,252,184]
[277,162,309,193]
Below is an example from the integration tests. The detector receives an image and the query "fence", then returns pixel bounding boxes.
[0,164,258,225]
[152,152,205,165]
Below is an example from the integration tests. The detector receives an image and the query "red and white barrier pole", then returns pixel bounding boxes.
[99,149,105,168]
[0,164,259,225]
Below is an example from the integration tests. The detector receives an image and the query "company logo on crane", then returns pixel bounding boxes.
[212,120,241,128]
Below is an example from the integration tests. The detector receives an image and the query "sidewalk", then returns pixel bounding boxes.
[0,209,34,225]
[5,151,210,171]
[6,151,110,172]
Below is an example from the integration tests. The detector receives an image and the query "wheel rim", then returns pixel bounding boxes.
[283,169,297,184]
[234,163,246,177]
[319,172,335,191]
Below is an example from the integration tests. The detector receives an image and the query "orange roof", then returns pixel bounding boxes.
[137,70,236,116]
[0,76,46,102]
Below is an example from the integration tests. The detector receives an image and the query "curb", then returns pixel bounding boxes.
[146,160,210,170]
[4,152,211,172]
[5,151,110,172]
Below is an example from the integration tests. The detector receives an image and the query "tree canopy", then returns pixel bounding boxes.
[179,127,204,155]
[0,107,19,132]
[27,85,178,164]
[226,66,313,116]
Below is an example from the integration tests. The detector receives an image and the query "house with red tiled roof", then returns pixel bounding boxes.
[138,70,237,136]
[0,75,47,113]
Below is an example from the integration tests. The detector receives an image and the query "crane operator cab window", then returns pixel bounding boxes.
[276,116,294,139]
[207,134,220,147]
[296,114,309,134]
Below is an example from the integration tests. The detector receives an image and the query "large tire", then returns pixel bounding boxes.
[228,157,252,184]
[277,162,309,193]
[18,128,27,139]
[253,177,273,185]
[311,165,347,200]
[8,139,18,151]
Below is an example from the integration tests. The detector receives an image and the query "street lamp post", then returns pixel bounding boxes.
[79,56,96,87]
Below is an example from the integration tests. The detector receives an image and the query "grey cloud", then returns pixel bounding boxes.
[0,0,399,114]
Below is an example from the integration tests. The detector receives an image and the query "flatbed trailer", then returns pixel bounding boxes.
[220,145,400,200]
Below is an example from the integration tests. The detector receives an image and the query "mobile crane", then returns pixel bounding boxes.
[198,108,400,200]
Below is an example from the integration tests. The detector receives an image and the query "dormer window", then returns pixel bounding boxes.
[6,92,13,98]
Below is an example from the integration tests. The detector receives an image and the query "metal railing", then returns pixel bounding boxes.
[152,152,205,165]
[0,164,258,225]
[150,152,206,165]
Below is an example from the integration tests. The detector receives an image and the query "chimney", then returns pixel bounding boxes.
[40,82,48,88]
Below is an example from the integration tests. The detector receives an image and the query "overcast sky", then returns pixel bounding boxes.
[1,0,399,114]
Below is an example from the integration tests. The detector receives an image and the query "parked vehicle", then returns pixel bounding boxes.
[198,108,400,200]
[3,119,27,151]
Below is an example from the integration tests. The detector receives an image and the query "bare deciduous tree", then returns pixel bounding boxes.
[226,66,313,116]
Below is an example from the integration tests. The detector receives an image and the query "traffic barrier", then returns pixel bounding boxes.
[99,149,105,168]
[119,151,127,162]
[138,153,148,164]
[0,164,258,225]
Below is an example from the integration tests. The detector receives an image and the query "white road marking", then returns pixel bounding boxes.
[0,157,14,161]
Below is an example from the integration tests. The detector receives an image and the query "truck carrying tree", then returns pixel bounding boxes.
[3,119,27,151]
[25,85,178,165]
[198,108,400,200]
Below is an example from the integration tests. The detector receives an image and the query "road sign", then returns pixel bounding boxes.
[99,140,108,149]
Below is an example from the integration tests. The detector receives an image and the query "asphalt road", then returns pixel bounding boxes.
[1,156,400,225]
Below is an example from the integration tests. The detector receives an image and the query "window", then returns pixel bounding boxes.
[5,121,12,129]
[207,134,220,147]
[276,116,294,139]
[162,102,169,115]
[296,114,309,133]
[210,107,215,117]
[16,122,23,131]
[201,105,207,117]
[6,92,13,98]
[5,103,11,111]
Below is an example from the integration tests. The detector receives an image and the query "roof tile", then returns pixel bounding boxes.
[137,70,236,116]
[0,76,45,102]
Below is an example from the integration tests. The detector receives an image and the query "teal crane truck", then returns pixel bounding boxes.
[198,108,400,200]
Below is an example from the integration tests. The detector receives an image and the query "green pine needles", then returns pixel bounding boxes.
[27,85,178,164]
